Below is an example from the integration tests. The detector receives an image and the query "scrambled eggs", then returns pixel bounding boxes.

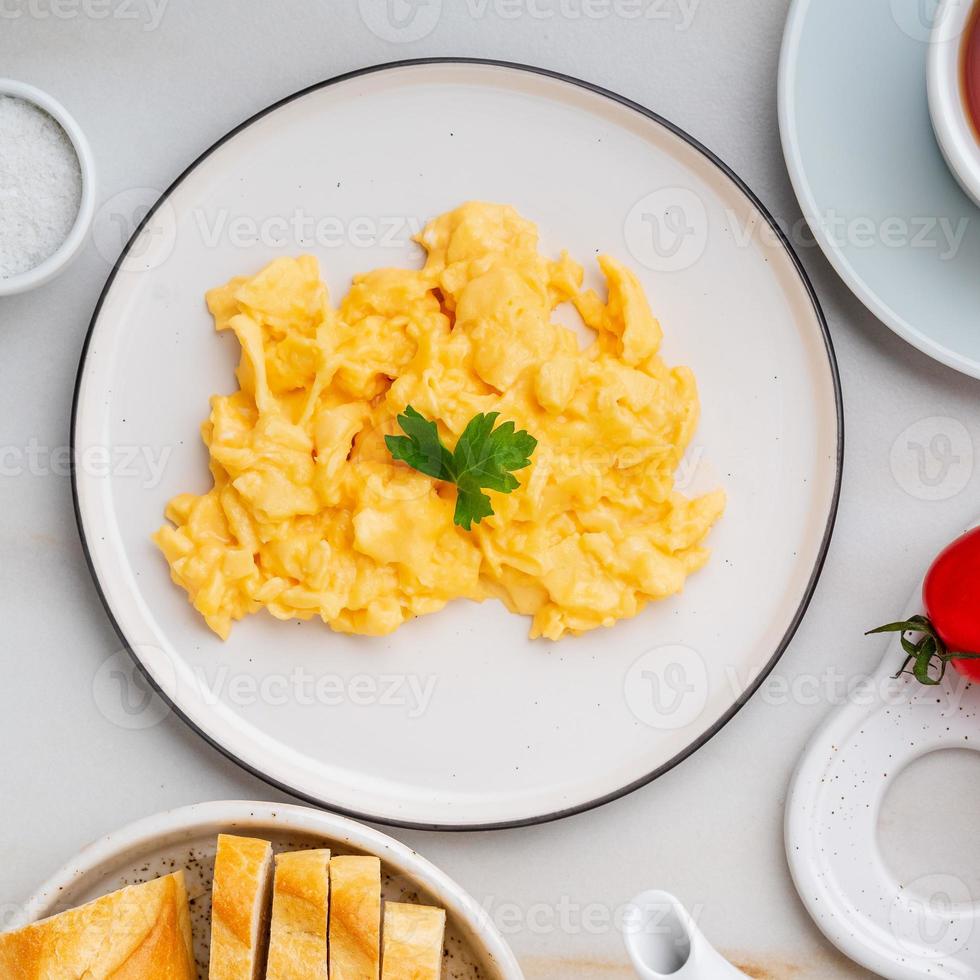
[154,202,725,641]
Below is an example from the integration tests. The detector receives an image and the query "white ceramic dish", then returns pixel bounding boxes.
[780,0,980,379]
[0,78,96,296]
[72,59,842,829]
[13,801,523,979]
[929,0,980,207]
[786,524,980,979]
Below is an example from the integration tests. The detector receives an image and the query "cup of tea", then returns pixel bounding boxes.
[929,0,980,206]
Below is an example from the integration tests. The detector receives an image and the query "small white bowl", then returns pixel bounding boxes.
[11,800,524,978]
[0,79,96,297]
[928,0,980,207]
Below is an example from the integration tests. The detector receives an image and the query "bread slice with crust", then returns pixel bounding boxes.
[265,848,330,980]
[0,871,195,979]
[209,833,274,979]
[381,902,446,980]
[329,855,382,980]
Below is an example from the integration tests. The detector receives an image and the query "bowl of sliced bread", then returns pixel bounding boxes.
[0,800,523,979]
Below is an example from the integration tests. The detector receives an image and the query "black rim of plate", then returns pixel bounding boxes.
[71,58,845,832]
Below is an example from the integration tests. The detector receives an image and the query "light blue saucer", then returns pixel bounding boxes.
[780,0,980,379]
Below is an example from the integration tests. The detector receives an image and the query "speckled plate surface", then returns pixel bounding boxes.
[786,528,980,980]
[13,801,522,980]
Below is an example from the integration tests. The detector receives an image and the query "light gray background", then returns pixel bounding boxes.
[2,1,980,976]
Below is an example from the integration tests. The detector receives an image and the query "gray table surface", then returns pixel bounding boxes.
[3,1,980,976]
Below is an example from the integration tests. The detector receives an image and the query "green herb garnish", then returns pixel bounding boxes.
[384,405,537,530]
[867,616,980,686]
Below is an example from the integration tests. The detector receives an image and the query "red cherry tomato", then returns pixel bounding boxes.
[923,527,980,680]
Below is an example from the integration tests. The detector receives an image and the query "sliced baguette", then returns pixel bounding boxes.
[209,833,274,980]
[0,871,195,979]
[329,855,382,980]
[381,902,446,980]
[265,848,330,980]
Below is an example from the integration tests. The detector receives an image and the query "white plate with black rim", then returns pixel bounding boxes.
[72,59,842,830]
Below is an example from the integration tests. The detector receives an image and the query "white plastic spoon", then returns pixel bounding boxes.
[624,890,750,979]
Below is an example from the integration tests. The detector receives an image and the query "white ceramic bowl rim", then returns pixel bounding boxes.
[18,800,524,978]
[928,0,980,205]
[0,78,96,296]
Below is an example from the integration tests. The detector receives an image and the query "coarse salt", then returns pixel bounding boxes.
[0,94,83,279]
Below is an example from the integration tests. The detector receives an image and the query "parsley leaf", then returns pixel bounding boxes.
[384,405,537,530]
[451,412,537,528]
[384,406,454,481]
